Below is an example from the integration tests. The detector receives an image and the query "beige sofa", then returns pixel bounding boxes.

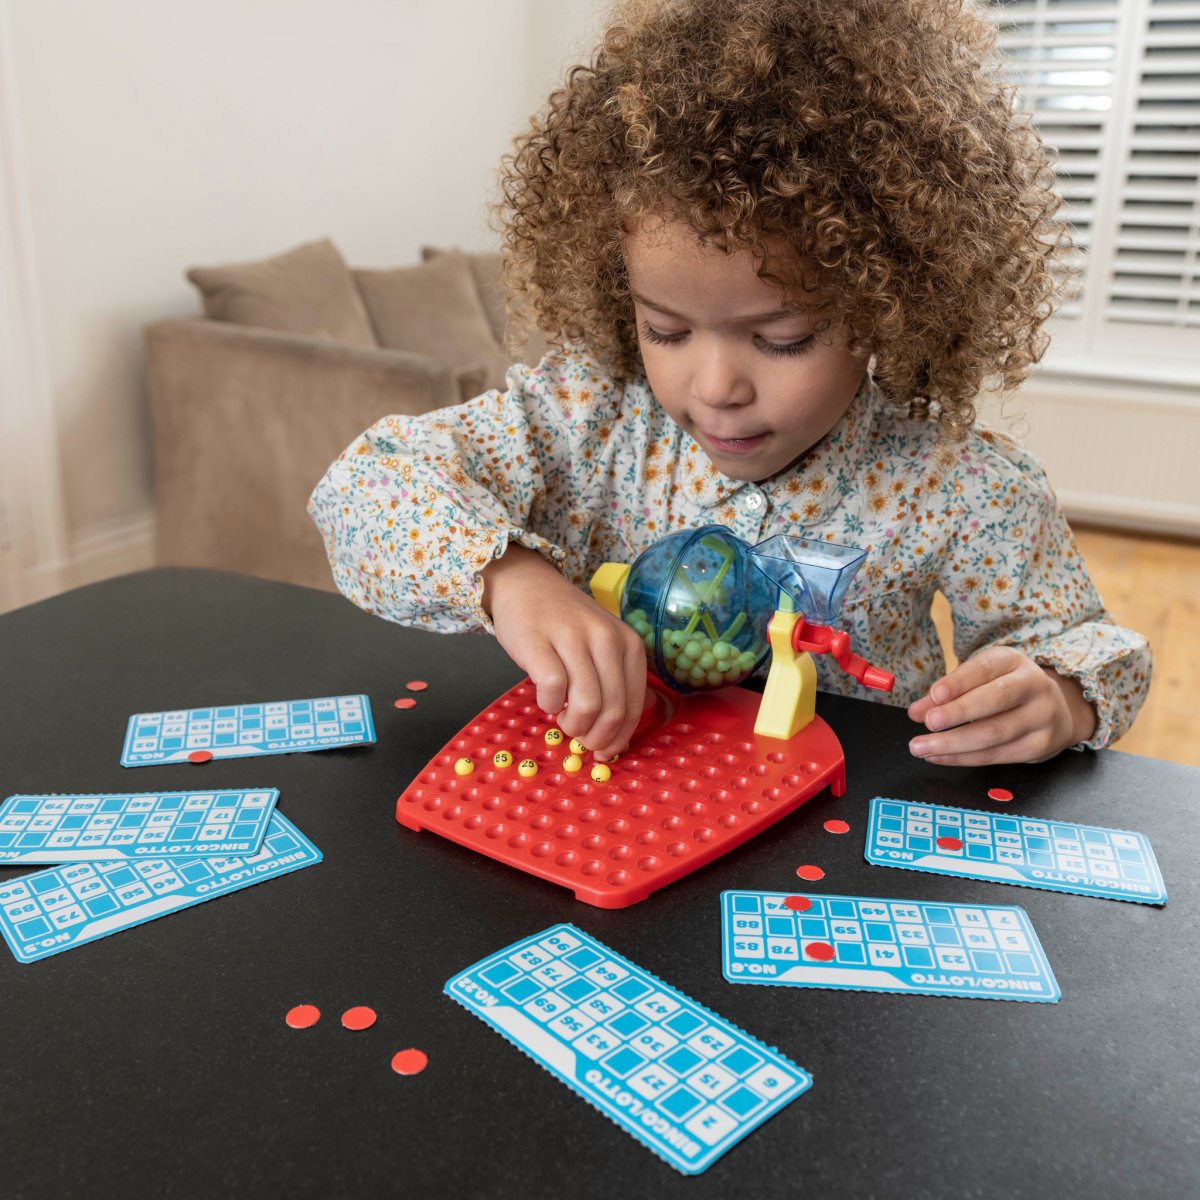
[144,238,548,590]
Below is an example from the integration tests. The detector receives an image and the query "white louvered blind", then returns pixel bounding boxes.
[987,0,1200,380]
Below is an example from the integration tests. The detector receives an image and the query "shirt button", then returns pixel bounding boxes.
[742,490,765,512]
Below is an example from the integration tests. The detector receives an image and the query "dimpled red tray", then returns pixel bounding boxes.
[395,676,845,908]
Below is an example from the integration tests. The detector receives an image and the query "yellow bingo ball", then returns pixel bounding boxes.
[453,756,475,776]
[590,762,611,783]
[518,758,538,778]
[493,750,513,769]
[562,754,583,774]
[569,737,588,756]
[544,728,564,746]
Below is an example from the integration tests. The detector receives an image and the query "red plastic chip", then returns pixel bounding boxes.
[937,836,964,851]
[391,1048,428,1076]
[783,895,813,912]
[394,698,417,710]
[341,1006,377,1031]
[405,681,429,692]
[823,819,850,835]
[804,941,836,962]
[987,788,1014,803]
[285,1004,321,1029]
[188,750,213,764]
[795,864,825,882]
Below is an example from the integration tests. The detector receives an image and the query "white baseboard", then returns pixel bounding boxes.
[62,512,156,588]
[2,512,155,614]
[1059,493,1200,538]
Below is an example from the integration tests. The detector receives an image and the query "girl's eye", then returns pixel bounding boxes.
[760,336,815,358]
[640,322,686,346]
[640,321,814,358]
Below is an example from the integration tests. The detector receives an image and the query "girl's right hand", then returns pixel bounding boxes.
[481,545,648,759]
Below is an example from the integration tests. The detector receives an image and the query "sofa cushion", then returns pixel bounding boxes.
[421,245,552,368]
[353,250,509,393]
[186,238,376,347]
[452,363,492,404]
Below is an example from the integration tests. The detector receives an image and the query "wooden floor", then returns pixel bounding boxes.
[930,525,1200,768]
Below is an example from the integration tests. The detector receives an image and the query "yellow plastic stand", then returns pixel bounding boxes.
[592,559,815,741]
[754,610,816,740]
[590,562,631,619]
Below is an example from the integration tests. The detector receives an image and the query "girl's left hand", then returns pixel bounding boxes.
[907,646,1097,766]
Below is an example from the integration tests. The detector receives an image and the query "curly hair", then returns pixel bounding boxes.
[490,0,1070,439]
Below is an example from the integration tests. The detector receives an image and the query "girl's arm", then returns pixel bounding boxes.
[308,346,647,757]
[908,435,1152,765]
[308,346,607,633]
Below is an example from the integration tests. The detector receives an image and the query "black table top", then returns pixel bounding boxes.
[1,569,1196,1200]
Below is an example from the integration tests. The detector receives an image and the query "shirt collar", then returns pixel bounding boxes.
[675,374,878,518]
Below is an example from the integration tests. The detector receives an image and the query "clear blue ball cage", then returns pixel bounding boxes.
[620,526,775,693]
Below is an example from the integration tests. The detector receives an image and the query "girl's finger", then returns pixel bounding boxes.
[920,727,1058,768]
[910,698,1049,761]
[577,630,640,756]
[517,641,570,718]
[922,647,1022,708]
[596,632,648,758]
[920,661,1035,734]
[556,643,605,745]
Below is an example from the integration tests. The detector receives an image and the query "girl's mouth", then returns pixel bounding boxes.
[701,431,770,455]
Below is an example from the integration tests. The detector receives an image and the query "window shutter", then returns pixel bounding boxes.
[987,0,1200,379]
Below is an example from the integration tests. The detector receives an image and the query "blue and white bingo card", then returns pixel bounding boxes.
[445,924,812,1175]
[722,890,1060,1002]
[0,811,322,963]
[121,694,375,765]
[0,789,279,863]
[865,796,1167,905]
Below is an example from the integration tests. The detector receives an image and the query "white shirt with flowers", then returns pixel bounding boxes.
[309,345,1151,749]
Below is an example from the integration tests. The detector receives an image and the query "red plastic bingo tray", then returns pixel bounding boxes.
[395,676,845,908]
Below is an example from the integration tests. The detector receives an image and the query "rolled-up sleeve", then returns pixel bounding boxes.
[941,431,1152,749]
[308,347,619,633]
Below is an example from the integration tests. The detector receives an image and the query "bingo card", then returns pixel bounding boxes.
[0,788,279,863]
[121,694,375,765]
[446,924,812,1175]
[865,797,1166,905]
[0,811,321,963]
[722,890,1060,1002]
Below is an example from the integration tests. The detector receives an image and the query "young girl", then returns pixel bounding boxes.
[309,0,1150,766]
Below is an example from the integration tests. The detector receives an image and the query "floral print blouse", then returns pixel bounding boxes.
[309,345,1151,749]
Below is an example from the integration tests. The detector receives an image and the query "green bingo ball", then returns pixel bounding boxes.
[616,525,774,694]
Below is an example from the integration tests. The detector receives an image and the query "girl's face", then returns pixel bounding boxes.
[623,217,867,483]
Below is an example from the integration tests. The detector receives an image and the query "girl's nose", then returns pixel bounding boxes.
[691,343,753,409]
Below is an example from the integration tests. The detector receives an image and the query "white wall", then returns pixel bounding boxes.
[0,0,609,608]
[12,0,1185,612]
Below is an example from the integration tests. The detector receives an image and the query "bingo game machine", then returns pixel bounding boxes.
[396,528,894,907]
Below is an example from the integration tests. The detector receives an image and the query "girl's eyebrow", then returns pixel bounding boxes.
[630,290,799,323]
